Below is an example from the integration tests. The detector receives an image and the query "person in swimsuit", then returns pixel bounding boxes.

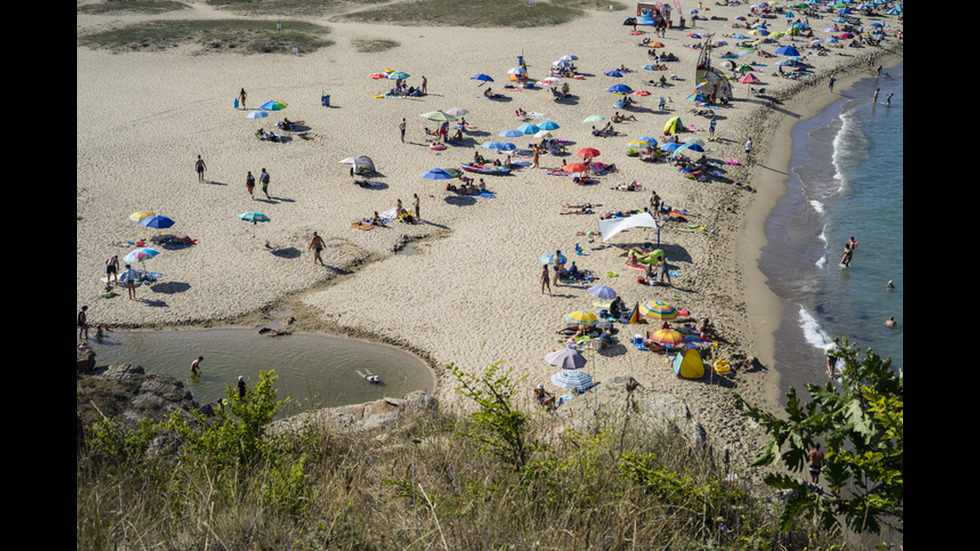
[191,355,203,376]
[259,168,271,199]
[195,155,207,182]
[808,444,825,484]
[309,231,326,266]
[239,88,247,110]
[541,264,552,296]
[105,255,119,285]
[357,369,381,384]
[534,384,557,411]
[78,306,89,340]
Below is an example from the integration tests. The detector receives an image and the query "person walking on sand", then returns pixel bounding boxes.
[541,264,552,296]
[246,171,256,200]
[533,148,540,169]
[708,117,716,140]
[828,74,836,92]
[191,355,203,376]
[412,193,421,221]
[259,168,271,199]
[808,444,825,484]
[421,76,427,95]
[195,155,207,182]
[239,88,247,110]
[399,118,406,143]
[744,137,753,164]
[309,231,326,266]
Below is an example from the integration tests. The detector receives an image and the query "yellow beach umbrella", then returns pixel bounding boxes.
[565,310,599,326]
[130,211,155,222]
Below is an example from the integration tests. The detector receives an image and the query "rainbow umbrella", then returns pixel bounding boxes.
[564,310,598,326]
[639,300,678,321]
[124,247,160,264]
[260,100,288,111]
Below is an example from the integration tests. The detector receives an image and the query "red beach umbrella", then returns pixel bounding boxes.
[575,147,601,159]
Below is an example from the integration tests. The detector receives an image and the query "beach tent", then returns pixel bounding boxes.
[663,116,686,134]
[597,212,659,242]
[671,347,705,379]
[340,156,375,174]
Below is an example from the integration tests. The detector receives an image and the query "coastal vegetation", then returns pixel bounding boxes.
[336,0,628,28]
[77,19,333,54]
[77,343,902,549]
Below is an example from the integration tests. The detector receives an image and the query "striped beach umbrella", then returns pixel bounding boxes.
[124,247,160,264]
[551,369,594,391]
[260,100,288,111]
[648,328,685,347]
[130,211,155,222]
[639,300,678,321]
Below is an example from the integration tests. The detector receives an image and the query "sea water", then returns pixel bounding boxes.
[759,63,903,395]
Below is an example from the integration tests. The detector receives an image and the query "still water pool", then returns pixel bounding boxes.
[83,328,435,418]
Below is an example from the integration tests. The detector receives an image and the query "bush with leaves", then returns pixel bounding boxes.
[735,338,903,536]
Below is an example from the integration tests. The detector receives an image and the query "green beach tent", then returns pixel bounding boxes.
[663,116,686,135]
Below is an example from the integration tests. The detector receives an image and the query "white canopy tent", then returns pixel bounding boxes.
[597,212,659,242]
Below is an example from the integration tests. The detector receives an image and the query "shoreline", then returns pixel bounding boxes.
[77,6,903,461]
[738,49,903,410]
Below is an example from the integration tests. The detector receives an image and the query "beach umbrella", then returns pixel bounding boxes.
[538,120,560,130]
[739,73,762,83]
[648,328,685,347]
[564,310,598,325]
[659,142,682,153]
[497,142,517,151]
[420,168,453,180]
[471,73,494,83]
[507,66,527,75]
[533,130,553,139]
[445,107,469,117]
[130,211,155,222]
[551,369,594,391]
[559,54,579,61]
[387,71,410,80]
[369,72,388,79]
[139,214,175,229]
[260,100,288,111]
[553,59,572,68]
[604,70,624,78]
[629,138,654,147]
[686,93,706,102]
[649,41,665,48]
[499,129,523,137]
[639,300,678,321]
[587,284,617,301]
[517,123,540,135]
[672,142,705,157]
[775,45,801,56]
[420,110,457,122]
[583,115,605,123]
[482,141,505,150]
[246,110,269,119]
[641,64,657,71]
[538,77,561,85]
[124,247,160,265]
[683,137,706,147]
[575,147,601,159]
[632,90,652,96]
[606,84,633,93]
[562,162,589,174]
[545,345,588,370]
[238,211,270,225]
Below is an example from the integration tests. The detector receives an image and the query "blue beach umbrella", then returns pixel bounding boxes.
[420,168,453,180]
[604,70,624,78]
[517,123,540,135]
[775,46,801,56]
[387,71,410,80]
[238,212,270,225]
[246,110,269,119]
[586,284,617,301]
[499,129,523,137]
[606,84,633,93]
[471,73,494,83]
[140,215,175,229]
[124,247,160,264]
[538,120,560,130]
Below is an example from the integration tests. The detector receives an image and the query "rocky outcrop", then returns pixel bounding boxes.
[270,390,437,435]
[542,375,708,448]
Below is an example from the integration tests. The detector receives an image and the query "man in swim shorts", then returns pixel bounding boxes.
[195,155,207,182]
[808,444,824,484]
[105,255,119,285]
[309,231,326,266]
[260,168,271,199]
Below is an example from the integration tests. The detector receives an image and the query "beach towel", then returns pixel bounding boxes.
[478,190,496,199]
[379,208,398,224]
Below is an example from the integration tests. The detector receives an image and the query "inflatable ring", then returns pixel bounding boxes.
[430,144,446,150]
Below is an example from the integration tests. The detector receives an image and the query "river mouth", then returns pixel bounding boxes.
[82,327,436,418]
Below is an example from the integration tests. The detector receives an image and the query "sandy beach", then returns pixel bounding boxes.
[77,2,903,463]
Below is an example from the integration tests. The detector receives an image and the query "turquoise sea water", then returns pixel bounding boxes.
[759,63,903,394]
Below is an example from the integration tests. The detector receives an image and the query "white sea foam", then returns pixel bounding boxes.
[798,306,832,352]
